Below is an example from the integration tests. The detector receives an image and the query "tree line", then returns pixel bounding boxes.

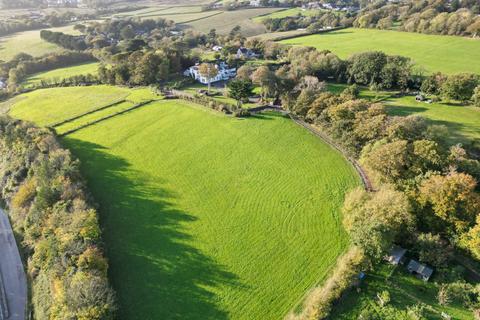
[0,116,115,319]
[1,51,96,91]
[353,0,480,36]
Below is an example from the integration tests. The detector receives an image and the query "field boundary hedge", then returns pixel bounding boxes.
[270,26,345,41]
[178,11,224,24]
[50,99,127,128]
[58,99,156,136]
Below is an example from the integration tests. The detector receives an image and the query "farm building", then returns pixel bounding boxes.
[184,62,236,84]
[385,246,407,265]
[407,260,433,281]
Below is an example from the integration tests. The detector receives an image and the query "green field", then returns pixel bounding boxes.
[184,8,283,36]
[6,86,156,126]
[23,62,100,87]
[330,264,473,320]
[7,86,360,319]
[0,25,79,61]
[281,28,480,74]
[252,7,321,22]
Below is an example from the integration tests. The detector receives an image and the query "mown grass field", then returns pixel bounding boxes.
[252,7,321,22]
[330,264,472,320]
[0,25,79,61]
[184,8,283,36]
[7,86,360,320]
[6,85,156,126]
[326,83,480,147]
[281,28,480,74]
[23,62,100,87]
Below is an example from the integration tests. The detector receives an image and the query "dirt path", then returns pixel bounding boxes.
[0,208,27,320]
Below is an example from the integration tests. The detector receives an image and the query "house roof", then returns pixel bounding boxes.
[385,246,407,265]
[407,260,433,280]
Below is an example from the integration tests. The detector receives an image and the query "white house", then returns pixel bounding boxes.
[250,0,261,7]
[184,62,236,85]
[212,45,223,52]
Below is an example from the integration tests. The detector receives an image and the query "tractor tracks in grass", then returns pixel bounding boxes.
[288,115,374,192]
[57,100,158,137]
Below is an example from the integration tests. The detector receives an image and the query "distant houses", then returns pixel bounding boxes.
[184,62,236,85]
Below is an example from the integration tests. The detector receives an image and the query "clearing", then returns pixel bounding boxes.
[330,263,473,320]
[326,83,480,147]
[280,28,480,74]
[7,86,360,320]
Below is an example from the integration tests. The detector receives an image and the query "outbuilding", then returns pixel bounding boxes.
[407,260,433,281]
[385,246,407,265]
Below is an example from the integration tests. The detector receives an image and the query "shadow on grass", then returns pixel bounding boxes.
[62,137,240,320]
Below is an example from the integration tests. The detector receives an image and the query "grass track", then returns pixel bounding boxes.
[280,28,480,74]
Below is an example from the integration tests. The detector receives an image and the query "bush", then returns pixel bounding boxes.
[285,246,366,320]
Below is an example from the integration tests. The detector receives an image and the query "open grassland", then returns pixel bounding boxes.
[330,264,472,320]
[6,87,360,319]
[0,25,79,61]
[252,7,322,22]
[184,8,283,36]
[6,85,157,126]
[23,62,100,87]
[326,83,480,147]
[281,28,480,74]
[114,5,205,18]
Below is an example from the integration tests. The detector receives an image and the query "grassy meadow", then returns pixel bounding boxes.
[281,28,480,74]
[184,8,282,36]
[7,86,360,319]
[252,7,322,22]
[0,24,79,61]
[6,86,156,126]
[23,62,99,87]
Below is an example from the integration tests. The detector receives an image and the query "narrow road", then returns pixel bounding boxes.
[0,208,27,320]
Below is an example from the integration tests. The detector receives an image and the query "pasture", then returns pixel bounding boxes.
[280,28,480,74]
[252,7,321,22]
[23,62,100,87]
[6,85,156,126]
[7,86,360,320]
[184,8,283,36]
[0,25,79,61]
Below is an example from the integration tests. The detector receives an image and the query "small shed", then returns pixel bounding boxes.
[407,260,433,281]
[385,246,407,265]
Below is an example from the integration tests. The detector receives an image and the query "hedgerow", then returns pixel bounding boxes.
[0,116,115,319]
